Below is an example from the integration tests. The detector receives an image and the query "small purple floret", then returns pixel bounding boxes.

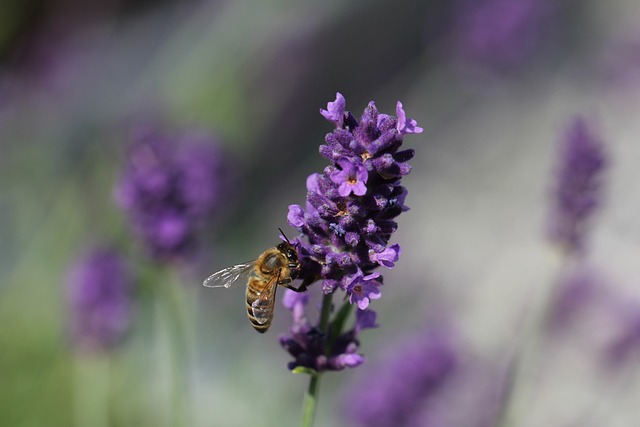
[396,101,424,134]
[330,158,368,197]
[355,308,378,333]
[370,244,401,268]
[287,204,305,228]
[347,271,382,310]
[320,92,346,125]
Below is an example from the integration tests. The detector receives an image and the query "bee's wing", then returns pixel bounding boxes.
[202,262,254,288]
[251,275,279,325]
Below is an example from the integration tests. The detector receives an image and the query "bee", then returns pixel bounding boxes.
[202,230,307,333]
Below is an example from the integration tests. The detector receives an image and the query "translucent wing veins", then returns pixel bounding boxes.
[202,263,254,288]
[251,278,278,324]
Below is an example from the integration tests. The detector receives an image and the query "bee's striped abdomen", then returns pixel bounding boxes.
[245,278,273,333]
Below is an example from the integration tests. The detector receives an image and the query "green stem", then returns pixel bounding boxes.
[494,252,571,427]
[155,270,191,427]
[301,373,321,427]
[73,354,110,427]
[300,293,333,427]
[318,293,333,332]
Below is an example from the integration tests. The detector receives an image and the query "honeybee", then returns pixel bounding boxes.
[202,231,307,333]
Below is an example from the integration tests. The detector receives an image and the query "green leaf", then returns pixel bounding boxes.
[292,367,317,376]
[329,300,353,342]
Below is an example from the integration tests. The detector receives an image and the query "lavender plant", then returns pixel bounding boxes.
[113,121,229,427]
[548,116,607,256]
[115,123,225,263]
[66,247,133,353]
[283,93,422,426]
[497,117,608,426]
[546,117,607,334]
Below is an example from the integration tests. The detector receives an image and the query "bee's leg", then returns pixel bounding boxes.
[277,276,292,286]
[279,270,319,293]
[280,278,312,293]
[281,283,307,293]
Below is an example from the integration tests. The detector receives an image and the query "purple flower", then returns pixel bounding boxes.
[287,204,305,228]
[346,271,382,310]
[370,243,401,268]
[548,117,607,254]
[287,93,422,312]
[330,158,368,197]
[115,123,225,262]
[454,0,554,70]
[279,289,377,373]
[66,247,133,353]
[396,101,424,135]
[548,267,599,332]
[282,289,309,324]
[355,306,378,333]
[320,92,346,125]
[342,325,458,427]
[604,302,640,368]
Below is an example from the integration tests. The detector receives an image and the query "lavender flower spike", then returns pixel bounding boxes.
[288,93,423,311]
[66,247,133,353]
[279,289,377,373]
[115,123,225,262]
[548,116,607,254]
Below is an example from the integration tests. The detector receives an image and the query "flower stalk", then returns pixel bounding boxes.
[300,293,333,427]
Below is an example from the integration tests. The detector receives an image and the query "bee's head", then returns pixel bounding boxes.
[277,228,299,262]
[277,241,298,263]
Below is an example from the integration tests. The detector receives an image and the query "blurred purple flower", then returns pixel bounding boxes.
[604,303,640,368]
[454,0,554,70]
[599,36,640,95]
[116,123,225,262]
[342,325,458,427]
[548,268,599,332]
[287,92,422,310]
[279,289,377,373]
[66,247,133,353]
[548,117,607,254]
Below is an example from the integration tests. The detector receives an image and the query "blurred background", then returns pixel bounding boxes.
[2,0,640,426]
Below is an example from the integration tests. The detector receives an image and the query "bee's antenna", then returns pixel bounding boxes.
[278,228,291,244]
